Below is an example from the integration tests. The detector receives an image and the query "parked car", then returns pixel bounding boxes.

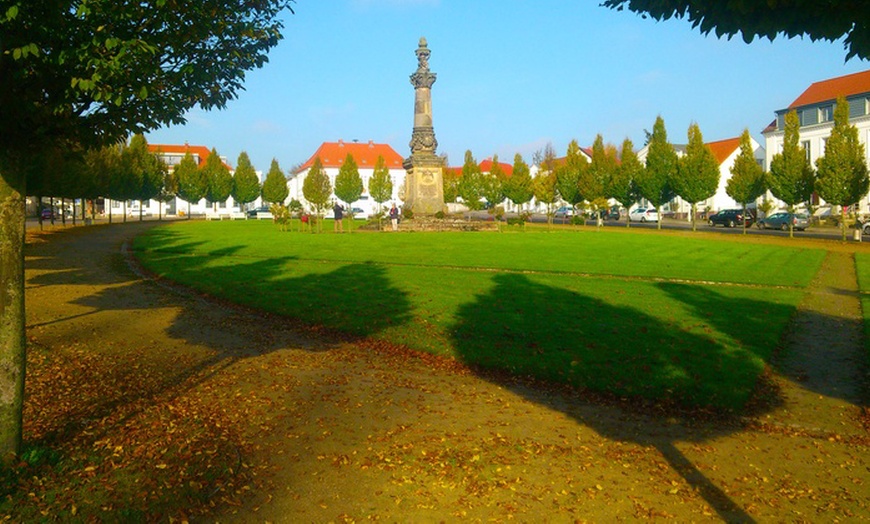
[40,208,54,220]
[756,212,810,231]
[553,206,575,219]
[708,209,754,228]
[247,205,271,218]
[351,207,366,219]
[628,207,659,222]
[606,206,622,220]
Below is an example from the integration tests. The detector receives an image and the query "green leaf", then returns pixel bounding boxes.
[12,47,21,60]
[6,5,19,20]
[138,86,148,99]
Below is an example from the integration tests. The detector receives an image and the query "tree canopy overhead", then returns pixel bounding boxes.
[601,0,870,61]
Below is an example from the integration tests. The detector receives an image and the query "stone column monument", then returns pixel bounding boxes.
[402,37,445,215]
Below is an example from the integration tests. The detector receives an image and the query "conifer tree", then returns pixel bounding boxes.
[769,110,815,237]
[726,129,766,234]
[816,97,870,241]
[672,123,720,231]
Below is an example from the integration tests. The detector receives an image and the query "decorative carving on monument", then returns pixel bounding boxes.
[403,37,445,216]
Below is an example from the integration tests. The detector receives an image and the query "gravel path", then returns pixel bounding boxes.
[20,222,870,523]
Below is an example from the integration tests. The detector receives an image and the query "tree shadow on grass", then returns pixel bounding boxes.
[450,273,792,522]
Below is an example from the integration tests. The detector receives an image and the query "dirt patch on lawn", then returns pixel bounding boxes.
[9,222,869,522]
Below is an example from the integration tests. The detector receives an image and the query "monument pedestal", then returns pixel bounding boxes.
[403,154,444,215]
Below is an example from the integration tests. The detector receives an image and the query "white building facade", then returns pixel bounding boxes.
[762,69,870,214]
[287,140,407,217]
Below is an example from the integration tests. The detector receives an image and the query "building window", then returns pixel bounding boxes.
[802,140,811,161]
[819,105,833,122]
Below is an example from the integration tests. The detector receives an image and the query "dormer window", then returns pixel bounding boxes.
[819,105,833,122]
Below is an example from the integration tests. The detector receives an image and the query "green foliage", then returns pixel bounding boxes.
[556,140,586,207]
[402,207,414,220]
[602,0,870,60]
[368,155,393,212]
[457,150,484,211]
[816,97,870,241]
[673,123,720,231]
[610,139,641,224]
[203,148,233,204]
[504,153,534,211]
[287,198,303,216]
[727,129,767,234]
[301,157,330,214]
[638,116,677,228]
[232,151,260,206]
[480,154,506,207]
[334,153,363,207]
[434,210,446,219]
[769,110,815,210]
[442,166,460,203]
[175,151,207,208]
[123,135,164,213]
[533,169,558,222]
[270,204,290,231]
[262,158,289,205]
[581,134,615,207]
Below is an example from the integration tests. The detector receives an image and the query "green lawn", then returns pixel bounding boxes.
[133,221,822,412]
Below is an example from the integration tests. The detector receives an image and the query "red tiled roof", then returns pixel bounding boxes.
[446,158,515,177]
[148,144,213,168]
[789,69,870,109]
[706,137,741,165]
[295,140,404,173]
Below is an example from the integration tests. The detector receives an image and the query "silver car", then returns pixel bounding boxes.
[756,212,810,231]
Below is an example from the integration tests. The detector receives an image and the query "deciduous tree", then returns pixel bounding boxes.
[672,123,720,231]
[301,157,331,225]
[582,135,616,227]
[504,153,534,214]
[638,115,677,230]
[726,129,767,234]
[334,153,364,226]
[481,155,507,210]
[458,150,484,212]
[369,155,393,224]
[610,139,641,228]
[232,152,261,211]
[556,140,587,214]
[815,97,870,241]
[175,151,208,219]
[768,110,815,237]
[0,0,293,461]
[262,158,289,205]
[602,0,870,60]
[203,149,233,210]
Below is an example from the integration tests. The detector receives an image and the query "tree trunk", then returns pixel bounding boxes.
[656,205,662,230]
[0,169,27,465]
[842,206,848,242]
[742,203,747,235]
[691,202,697,232]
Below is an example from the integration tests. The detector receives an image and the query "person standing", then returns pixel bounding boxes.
[333,202,344,233]
[389,203,399,231]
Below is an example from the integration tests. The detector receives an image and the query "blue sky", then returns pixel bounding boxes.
[146,0,869,173]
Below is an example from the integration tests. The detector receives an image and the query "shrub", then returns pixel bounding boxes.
[434,210,446,219]
[402,207,414,220]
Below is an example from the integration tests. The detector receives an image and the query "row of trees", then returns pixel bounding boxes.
[445,97,867,240]
[300,153,394,230]
[34,134,302,223]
